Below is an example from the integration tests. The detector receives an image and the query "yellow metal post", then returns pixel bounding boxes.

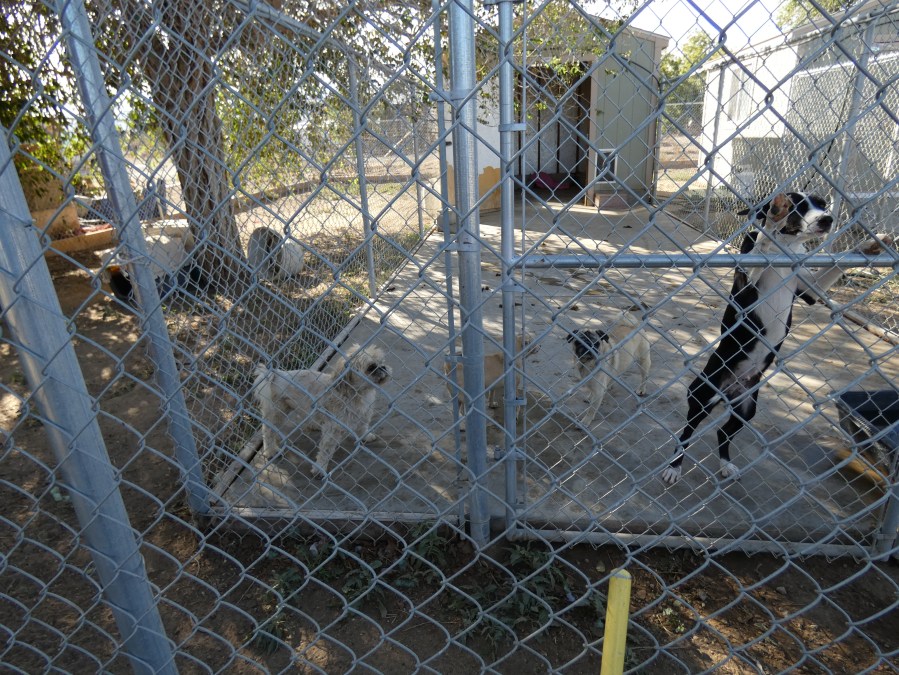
[600,568,632,675]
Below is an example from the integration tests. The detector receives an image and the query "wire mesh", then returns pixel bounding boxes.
[1,0,898,671]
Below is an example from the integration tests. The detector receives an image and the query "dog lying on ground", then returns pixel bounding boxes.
[661,192,893,484]
[103,232,210,309]
[567,310,651,426]
[444,332,539,417]
[253,345,391,478]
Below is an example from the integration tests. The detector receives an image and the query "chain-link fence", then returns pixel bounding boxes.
[2,0,898,671]
[657,1,899,338]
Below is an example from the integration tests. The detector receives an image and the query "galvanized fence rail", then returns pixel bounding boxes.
[1,0,898,671]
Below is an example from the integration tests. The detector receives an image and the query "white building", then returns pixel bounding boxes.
[698,0,899,230]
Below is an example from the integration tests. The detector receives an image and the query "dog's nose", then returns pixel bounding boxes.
[819,215,833,231]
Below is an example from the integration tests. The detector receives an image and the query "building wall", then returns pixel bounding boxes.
[699,0,899,216]
[699,46,800,195]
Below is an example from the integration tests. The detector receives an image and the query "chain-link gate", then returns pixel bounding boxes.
[2,0,898,671]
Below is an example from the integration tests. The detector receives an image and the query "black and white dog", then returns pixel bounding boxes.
[661,192,890,485]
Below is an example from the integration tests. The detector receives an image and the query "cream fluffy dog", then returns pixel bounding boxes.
[567,311,651,426]
[253,345,391,477]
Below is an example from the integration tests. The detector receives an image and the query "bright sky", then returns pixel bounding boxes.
[624,0,788,52]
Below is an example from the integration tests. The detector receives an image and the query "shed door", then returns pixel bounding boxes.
[517,68,591,191]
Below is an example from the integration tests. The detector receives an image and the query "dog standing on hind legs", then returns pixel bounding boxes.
[661,192,893,485]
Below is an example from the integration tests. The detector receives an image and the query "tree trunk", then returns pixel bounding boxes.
[125,0,249,295]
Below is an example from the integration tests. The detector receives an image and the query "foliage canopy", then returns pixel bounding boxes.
[0,1,87,177]
[775,0,861,28]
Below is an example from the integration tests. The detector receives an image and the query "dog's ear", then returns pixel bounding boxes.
[342,368,361,387]
[738,193,792,222]
[766,193,792,222]
[737,204,767,221]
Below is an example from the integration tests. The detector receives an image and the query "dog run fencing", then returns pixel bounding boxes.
[657,0,899,335]
[1,0,898,671]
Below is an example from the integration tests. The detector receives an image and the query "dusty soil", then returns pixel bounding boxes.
[1,253,898,673]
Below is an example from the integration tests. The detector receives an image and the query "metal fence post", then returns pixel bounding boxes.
[877,484,899,556]
[432,0,468,527]
[448,0,490,546]
[349,60,378,297]
[701,62,727,229]
[58,0,211,516]
[411,106,426,241]
[0,132,176,675]
[493,0,522,530]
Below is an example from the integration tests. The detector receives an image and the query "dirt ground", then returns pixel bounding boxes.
[1,234,898,672]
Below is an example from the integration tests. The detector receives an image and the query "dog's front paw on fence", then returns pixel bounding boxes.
[857,233,895,255]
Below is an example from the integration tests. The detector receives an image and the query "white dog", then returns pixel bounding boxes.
[566,311,651,426]
[253,345,391,478]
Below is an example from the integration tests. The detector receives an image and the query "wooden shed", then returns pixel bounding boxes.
[449,18,669,211]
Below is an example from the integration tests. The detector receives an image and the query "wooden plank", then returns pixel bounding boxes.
[44,227,115,255]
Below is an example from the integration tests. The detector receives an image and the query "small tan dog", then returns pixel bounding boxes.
[444,333,538,416]
[253,345,391,478]
[567,311,651,426]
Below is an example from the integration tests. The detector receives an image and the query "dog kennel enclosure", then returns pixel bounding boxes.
[2,0,899,670]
